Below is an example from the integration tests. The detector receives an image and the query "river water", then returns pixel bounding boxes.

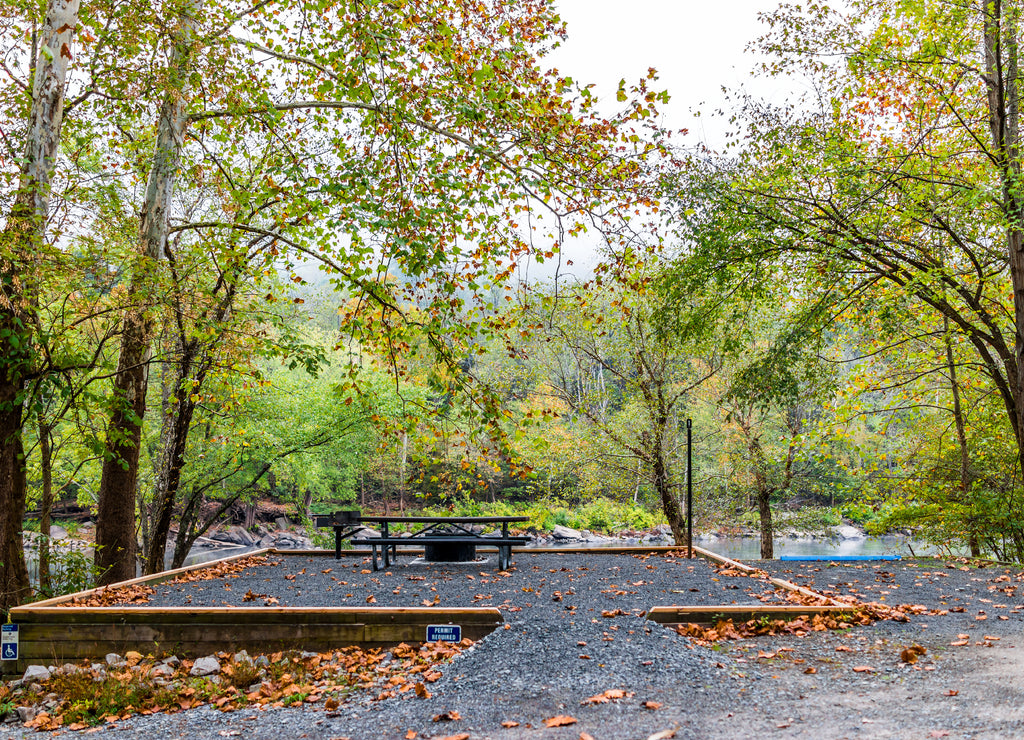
[693,534,938,561]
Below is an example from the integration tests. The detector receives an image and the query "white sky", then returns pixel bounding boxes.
[546,0,789,149]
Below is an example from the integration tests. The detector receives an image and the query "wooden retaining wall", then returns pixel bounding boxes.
[3,548,501,676]
[3,543,848,676]
[7,606,502,672]
[646,604,852,628]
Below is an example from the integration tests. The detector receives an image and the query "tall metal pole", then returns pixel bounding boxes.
[686,418,693,558]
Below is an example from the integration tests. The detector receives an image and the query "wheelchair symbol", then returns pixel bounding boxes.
[1,643,15,660]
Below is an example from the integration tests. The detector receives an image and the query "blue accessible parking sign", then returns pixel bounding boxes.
[1,624,18,661]
[426,624,461,643]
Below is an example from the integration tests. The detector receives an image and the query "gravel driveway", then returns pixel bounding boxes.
[4,552,1023,739]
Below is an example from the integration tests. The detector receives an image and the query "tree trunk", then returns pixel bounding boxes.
[38,422,54,592]
[747,434,774,559]
[144,344,203,575]
[399,431,408,514]
[0,0,80,610]
[649,428,684,546]
[0,397,30,610]
[944,318,979,556]
[95,9,197,585]
[983,1,1024,464]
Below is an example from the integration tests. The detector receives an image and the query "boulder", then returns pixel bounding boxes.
[835,524,866,540]
[190,655,221,677]
[211,526,255,546]
[551,525,581,540]
[21,665,50,683]
[104,653,125,668]
[16,706,37,723]
[274,516,291,530]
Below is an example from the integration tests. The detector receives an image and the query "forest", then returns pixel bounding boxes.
[3,0,1024,611]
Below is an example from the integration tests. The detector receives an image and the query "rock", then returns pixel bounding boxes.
[163,655,181,668]
[21,665,50,683]
[151,664,174,677]
[835,524,866,540]
[211,526,255,546]
[16,706,37,723]
[104,653,125,667]
[654,523,673,536]
[124,650,144,667]
[274,516,291,530]
[551,525,581,540]
[233,650,251,664]
[355,526,380,538]
[189,656,221,677]
[48,524,68,540]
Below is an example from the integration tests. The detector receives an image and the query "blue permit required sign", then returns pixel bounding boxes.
[426,624,461,643]
[1,624,18,661]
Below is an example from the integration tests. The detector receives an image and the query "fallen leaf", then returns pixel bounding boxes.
[944,690,959,697]
[414,683,431,699]
[366,595,376,604]
[580,734,596,740]
[949,640,969,647]
[900,649,918,664]
[437,735,470,740]
[432,710,461,722]
[804,667,817,674]
[405,732,416,740]
[544,715,578,727]
[929,732,951,738]
[642,700,663,710]
[646,730,677,740]
[853,666,874,673]
[500,721,520,728]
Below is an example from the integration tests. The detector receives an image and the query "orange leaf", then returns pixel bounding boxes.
[405,731,416,740]
[432,710,461,722]
[500,720,520,728]
[544,715,578,727]
[642,700,663,710]
[852,666,874,673]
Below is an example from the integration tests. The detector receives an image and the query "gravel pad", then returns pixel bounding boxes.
[6,555,1024,739]
[140,551,782,610]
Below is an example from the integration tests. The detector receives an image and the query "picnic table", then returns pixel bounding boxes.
[314,512,530,571]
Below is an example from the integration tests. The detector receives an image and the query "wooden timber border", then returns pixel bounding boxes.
[4,548,501,677]
[645,544,855,627]
[4,543,860,675]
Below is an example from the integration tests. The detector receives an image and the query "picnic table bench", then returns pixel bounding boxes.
[314,512,529,571]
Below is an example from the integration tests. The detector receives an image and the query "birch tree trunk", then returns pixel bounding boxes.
[0,0,80,610]
[95,7,198,585]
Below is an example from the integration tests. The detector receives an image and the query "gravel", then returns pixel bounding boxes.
[5,552,1024,739]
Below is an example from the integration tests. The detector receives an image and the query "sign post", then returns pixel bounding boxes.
[426,624,461,643]
[1,623,18,661]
